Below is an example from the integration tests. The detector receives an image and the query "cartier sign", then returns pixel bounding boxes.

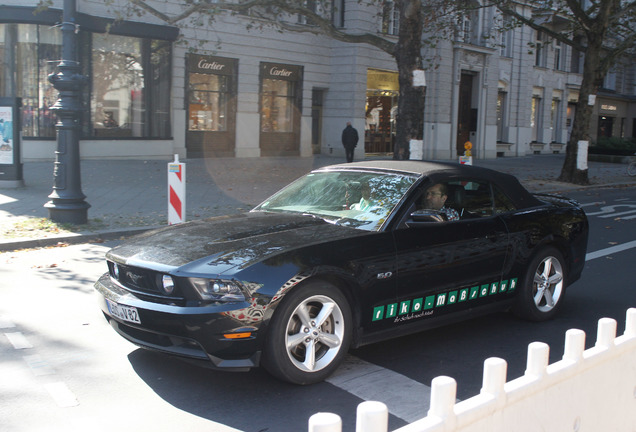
[262,62,301,81]
[269,67,293,77]
[189,54,235,75]
[198,59,225,71]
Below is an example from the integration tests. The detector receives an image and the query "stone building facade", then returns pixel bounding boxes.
[1,0,634,162]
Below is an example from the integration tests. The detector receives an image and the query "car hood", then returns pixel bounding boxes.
[106,211,365,273]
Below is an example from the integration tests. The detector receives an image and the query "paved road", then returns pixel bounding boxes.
[1,186,635,432]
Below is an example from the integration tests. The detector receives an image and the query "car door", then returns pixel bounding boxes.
[387,178,510,326]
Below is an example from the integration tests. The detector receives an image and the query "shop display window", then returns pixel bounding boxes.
[188,73,227,131]
[0,23,172,139]
[261,78,294,133]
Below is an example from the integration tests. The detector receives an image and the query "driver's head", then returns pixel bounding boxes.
[424,183,448,210]
[361,182,371,200]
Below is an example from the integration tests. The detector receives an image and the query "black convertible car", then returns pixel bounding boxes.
[95,160,588,384]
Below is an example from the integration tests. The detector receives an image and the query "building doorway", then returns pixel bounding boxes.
[598,116,614,138]
[311,89,324,155]
[457,73,477,157]
[365,69,398,155]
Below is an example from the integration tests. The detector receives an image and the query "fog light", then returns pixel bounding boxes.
[223,332,253,339]
[161,275,175,295]
[112,263,120,279]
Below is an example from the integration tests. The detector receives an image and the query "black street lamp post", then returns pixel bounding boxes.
[45,0,90,224]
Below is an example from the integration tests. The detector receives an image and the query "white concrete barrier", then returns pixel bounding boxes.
[310,308,636,432]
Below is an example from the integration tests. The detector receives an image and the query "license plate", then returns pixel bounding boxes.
[106,299,141,324]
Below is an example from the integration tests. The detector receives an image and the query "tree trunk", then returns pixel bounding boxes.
[558,43,602,184]
[393,0,424,160]
[558,7,615,185]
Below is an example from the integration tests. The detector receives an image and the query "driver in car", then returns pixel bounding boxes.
[351,182,376,211]
[424,184,459,221]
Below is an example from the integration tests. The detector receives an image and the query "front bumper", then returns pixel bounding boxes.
[94,273,263,371]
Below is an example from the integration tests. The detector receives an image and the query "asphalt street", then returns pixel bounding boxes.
[0,156,635,431]
[1,185,635,431]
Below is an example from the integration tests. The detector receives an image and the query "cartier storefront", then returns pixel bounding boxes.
[259,62,303,156]
[186,54,238,157]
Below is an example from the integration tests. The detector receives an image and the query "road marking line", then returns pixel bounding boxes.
[579,201,606,208]
[0,315,16,329]
[44,382,79,408]
[4,332,33,349]
[597,209,636,218]
[327,354,432,423]
[586,240,636,261]
[23,354,56,376]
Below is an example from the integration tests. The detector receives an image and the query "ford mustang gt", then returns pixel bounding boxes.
[95,160,588,384]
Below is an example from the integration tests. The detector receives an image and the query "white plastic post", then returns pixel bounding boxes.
[308,412,342,432]
[525,342,549,378]
[356,401,388,432]
[595,318,617,349]
[562,329,586,363]
[167,154,186,224]
[428,376,457,419]
[626,308,636,337]
[480,357,507,397]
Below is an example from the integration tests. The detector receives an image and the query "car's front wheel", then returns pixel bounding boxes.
[514,247,566,321]
[262,281,351,385]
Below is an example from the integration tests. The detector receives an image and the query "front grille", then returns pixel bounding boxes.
[108,261,185,305]
[113,263,156,292]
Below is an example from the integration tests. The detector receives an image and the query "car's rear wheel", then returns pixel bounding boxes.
[262,281,351,385]
[514,247,566,321]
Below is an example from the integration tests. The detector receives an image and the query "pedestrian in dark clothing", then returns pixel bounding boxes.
[341,122,359,163]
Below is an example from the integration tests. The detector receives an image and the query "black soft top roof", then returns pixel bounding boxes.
[316,160,543,209]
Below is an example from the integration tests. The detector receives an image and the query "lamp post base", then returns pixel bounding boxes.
[45,201,91,225]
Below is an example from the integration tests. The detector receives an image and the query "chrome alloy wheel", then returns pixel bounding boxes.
[284,295,345,372]
[532,255,564,312]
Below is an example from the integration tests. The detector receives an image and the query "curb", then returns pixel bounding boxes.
[0,226,159,252]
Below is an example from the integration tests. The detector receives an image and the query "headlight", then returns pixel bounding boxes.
[160,275,175,295]
[189,278,247,302]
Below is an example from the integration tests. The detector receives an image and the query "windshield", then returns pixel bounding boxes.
[253,170,418,231]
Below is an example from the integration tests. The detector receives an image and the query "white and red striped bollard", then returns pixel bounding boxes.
[168,154,186,224]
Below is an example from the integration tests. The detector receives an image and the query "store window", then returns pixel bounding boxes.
[531,89,544,143]
[91,34,171,138]
[0,23,171,139]
[496,90,507,142]
[0,24,60,138]
[261,77,295,132]
[189,73,227,131]
[551,97,562,142]
[186,54,237,157]
[259,62,303,156]
[365,69,398,154]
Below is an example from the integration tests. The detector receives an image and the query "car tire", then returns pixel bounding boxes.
[513,247,566,321]
[261,281,352,385]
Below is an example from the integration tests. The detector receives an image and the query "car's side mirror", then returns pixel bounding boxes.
[407,210,448,226]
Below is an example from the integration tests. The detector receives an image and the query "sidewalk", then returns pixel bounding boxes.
[1,154,634,251]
